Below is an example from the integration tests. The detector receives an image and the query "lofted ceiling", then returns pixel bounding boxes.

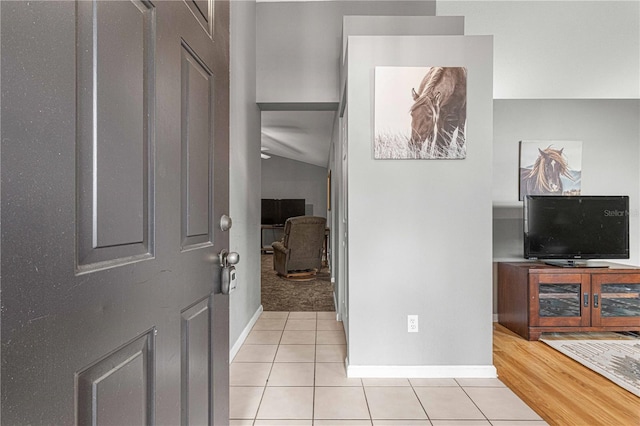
[260,110,337,168]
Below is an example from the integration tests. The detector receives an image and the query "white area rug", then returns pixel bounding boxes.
[541,339,640,397]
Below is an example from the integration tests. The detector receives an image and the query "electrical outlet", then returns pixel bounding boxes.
[407,315,418,333]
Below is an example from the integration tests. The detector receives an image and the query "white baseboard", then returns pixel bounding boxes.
[229,305,263,363]
[493,313,498,322]
[346,364,497,379]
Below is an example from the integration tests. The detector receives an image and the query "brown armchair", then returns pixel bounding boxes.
[272,216,327,278]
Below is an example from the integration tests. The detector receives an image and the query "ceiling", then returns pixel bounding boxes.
[260,110,337,168]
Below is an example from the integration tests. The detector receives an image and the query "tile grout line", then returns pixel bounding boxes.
[236,313,279,424]
[311,314,317,423]
[234,312,543,425]
[360,375,374,423]
[409,380,431,423]
[456,379,492,423]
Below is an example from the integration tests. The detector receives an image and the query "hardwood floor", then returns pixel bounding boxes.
[493,323,640,426]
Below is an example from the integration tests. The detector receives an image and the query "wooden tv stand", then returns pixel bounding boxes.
[497,261,640,340]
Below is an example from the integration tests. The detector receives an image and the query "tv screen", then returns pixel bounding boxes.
[524,195,629,262]
[261,199,278,225]
[261,199,305,225]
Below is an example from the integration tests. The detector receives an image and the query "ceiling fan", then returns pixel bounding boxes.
[260,146,270,160]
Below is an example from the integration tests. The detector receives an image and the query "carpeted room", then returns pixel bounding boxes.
[260,254,335,312]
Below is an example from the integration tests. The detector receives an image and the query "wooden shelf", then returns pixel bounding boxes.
[497,261,640,340]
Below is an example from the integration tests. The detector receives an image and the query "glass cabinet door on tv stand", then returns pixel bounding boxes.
[530,273,592,327]
[591,273,640,327]
[497,262,640,340]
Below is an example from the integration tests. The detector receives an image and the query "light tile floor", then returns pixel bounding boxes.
[230,311,548,426]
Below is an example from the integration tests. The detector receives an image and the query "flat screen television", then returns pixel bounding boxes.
[524,195,629,266]
[261,199,305,225]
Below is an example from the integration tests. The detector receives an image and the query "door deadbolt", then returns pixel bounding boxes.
[219,249,240,294]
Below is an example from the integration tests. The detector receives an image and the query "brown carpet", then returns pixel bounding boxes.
[261,254,335,312]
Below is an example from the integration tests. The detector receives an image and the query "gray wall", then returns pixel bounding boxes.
[493,100,640,262]
[229,0,262,351]
[332,14,466,362]
[345,35,494,371]
[493,99,640,258]
[438,1,640,318]
[234,0,640,365]
[341,15,465,63]
[437,1,640,99]
[492,99,640,314]
[261,154,328,218]
[256,1,436,104]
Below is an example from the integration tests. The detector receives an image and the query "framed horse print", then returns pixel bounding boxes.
[519,140,582,200]
[374,66,467,159]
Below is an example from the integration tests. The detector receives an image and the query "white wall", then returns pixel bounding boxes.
[437,1,640,99]
[261,154,328,217]
[345,35,495,375]
[229,0,263,351]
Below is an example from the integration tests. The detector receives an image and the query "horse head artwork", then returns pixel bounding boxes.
[409,67,467,158]
[520,146,574,198]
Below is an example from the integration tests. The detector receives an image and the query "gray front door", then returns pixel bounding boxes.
[1,1,230,424]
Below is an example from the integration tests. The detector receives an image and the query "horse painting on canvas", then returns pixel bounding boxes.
[520,146,574,198]
[409,67,467,158]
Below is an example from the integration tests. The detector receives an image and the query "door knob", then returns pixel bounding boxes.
[220,215,233,231]
[219,249,240,267]
[226,251,240,265]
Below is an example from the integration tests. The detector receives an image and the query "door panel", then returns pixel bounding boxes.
[184,0,213,37]
[182,298,212,425]
[76,0,155,269]
[76,330,155,425]
[181,42,214,249]
[93,0,148,248]
[1,1,230,424]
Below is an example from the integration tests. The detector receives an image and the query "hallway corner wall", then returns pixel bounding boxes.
[229,0,262,350]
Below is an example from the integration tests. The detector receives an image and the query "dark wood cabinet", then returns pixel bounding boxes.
[498,262,640,340]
